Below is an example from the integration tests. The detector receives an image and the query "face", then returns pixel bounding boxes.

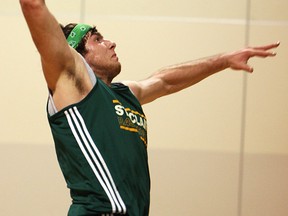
[84,32,121,83]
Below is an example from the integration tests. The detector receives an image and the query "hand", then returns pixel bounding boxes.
[225,42,280,73]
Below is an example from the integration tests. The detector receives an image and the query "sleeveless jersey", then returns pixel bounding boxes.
[47,77,150,216]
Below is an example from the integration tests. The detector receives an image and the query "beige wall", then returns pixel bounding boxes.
[0,0,287,215]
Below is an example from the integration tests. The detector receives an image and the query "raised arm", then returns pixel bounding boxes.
[124,42,279,105]
[20,0,78,92]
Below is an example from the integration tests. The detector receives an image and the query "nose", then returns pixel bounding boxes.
[110,41,116,49]
[105,39,116,49]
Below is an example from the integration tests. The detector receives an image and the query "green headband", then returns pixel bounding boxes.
[66,24,92,49]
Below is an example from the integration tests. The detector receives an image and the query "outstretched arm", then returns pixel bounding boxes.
[124,42,280,105]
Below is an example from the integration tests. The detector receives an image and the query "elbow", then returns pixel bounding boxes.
[20,0,43,11]
[157,75,178,96]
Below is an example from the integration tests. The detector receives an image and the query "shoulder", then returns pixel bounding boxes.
[122,78,163,105]
[121,80,142,100]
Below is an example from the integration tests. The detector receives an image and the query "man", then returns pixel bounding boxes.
[20,0,279,215]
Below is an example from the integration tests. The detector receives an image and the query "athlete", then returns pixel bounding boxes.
[20,0,279,215]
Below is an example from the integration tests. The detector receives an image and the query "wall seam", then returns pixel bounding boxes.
[238,0,251,216]
[80,0,86,22]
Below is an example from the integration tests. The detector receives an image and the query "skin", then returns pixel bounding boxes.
[20,0,280,111]
[84,32,121,85]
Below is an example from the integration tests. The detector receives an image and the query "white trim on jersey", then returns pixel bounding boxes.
[48,54,97,116]
[64,106,127,214]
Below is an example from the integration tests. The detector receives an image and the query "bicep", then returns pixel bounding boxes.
[123,76,168,105]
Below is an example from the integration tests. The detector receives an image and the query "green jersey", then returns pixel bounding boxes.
[47,73,150,215]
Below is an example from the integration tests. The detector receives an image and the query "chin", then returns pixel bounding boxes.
[108,63,121,80]
[114,62,121,73]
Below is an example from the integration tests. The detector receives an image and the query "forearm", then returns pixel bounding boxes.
[154,54,229,95]
[20,0,76,91]
[128,54,230,105]
[20,0,67,58]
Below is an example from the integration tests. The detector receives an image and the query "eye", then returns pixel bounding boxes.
[95,36,103,43]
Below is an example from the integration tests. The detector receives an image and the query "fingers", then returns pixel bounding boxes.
[250,49,277,58]
[243,42,279,72]
[228,42,279,73]
[251,41,280,51]
[240,63,254,73]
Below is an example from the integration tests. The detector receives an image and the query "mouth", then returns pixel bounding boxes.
[112,53,118,61]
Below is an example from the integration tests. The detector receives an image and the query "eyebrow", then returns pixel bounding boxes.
[96,33,103,38]
[90,32,102,40]
[91,29,103,37]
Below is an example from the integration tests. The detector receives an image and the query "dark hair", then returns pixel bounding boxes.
[60,23,98,56]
